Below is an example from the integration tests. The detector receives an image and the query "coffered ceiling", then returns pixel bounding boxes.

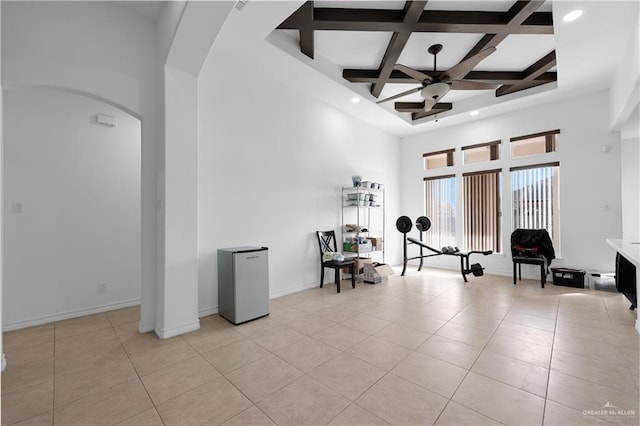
[276,0,558,121]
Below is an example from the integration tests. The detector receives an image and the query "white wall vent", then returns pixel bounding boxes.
[96,114,116,127]
[235,1,247,11]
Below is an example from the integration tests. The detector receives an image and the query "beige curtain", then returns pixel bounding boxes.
[463,171,501,252]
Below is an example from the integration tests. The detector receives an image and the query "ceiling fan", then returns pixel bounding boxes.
[377,44,500,112]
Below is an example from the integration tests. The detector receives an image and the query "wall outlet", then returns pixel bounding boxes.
[98,282,107,293]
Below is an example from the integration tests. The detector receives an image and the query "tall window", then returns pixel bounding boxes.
[424,175,456,248]
[511,162,560,252]
[463,170,501,252]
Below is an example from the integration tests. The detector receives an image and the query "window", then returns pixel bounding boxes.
[511,129,559,158]
[511,162,560,252]
[424,175,456,248]
[463,170,501,252]
[462,140,500,164]
[424,149,455,170]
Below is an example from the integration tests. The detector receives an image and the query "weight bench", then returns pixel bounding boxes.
[395,215,491,283]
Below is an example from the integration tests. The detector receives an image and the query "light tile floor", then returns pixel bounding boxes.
[2,267,639,425]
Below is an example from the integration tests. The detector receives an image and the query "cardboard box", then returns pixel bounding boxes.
[364,262,394,284]
[369,237,384,251]
[342,256,372,275]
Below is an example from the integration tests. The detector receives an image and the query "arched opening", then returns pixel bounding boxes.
[3,86,142,329]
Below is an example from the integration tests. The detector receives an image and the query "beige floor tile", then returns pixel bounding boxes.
[221,406,276,426]
[53,379,152,426]
[421,304,464,321]
[3,340,54,368]
[555,321,620,346]
[327,404,390,426]
[342,312,392,335]
[394,312,447,334]
[274,337,341,373]
[230,315,276,337]
[356,374,448,425]
[547,370,640,416]
[452,372,545,425]
[472,350,549,397]
[417,335,482,369]
[3,324,54,350]
[313,323,368,351]
[494,321,555,347]
[503,311,556,331]
[182,326,245,353]
[54,313,112,340]
[485,333,552,368]
[1,358,54,395]
[284,315,332,336]
[551,349,638,394]
[54,355,139,407]
[115,325,184,356]
[553,333,627,366]
[128,337,199,376]
[391,351,468,398]
[346,336,411,371]
[105,306,140,327]
[258,375,350,425]
[116,408,164,425]
[309,353,386,401]
[318,305,359,323]
[1,378,53,425]
[435,401,503,426]
[435,321,495,348]
[449,311,503,332]
[156,377,252,426]
[225,354,304,403]
[374,323,430,350]
[140,355,221,405]
[202,339,270,374]
[543,400,611,426]
[248,326,306,352]
[13,410,54,426]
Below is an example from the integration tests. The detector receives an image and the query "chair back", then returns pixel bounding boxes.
[317,231,338,256]
[510,228,555,262]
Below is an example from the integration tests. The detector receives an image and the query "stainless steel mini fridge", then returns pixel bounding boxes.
[217,246,269,324]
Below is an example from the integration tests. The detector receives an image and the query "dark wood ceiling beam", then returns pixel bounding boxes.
[298,2,315,59]
[496,50,556,96]
[370,1,428,98]
[412,103,453,120]
[343,68,557,85]
[278,9,552,34]
[460,1,547,62]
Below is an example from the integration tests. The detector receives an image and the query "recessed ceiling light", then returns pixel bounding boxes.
[563,9,583,22]
[351,97,360,104]
[470,110,479,116]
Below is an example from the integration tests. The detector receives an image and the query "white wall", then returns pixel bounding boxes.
[197,50,401,314]
[2,1,157,331]
[3,88,141,329]
[400,89,622,277]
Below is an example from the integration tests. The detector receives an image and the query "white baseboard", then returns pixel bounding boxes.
[198,305,218,318]
[3,298,141,331]
[155,319,200,339]
[269,281,318,299]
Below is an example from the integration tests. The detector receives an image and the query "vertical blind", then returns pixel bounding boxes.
[424,175,456,248]
[463,170,501,252]
[511,163,559,242]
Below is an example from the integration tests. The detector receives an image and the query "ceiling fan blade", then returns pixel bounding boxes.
[394,64,433,82]
[442,47,496,81]
[450,80,500,90]
[376,86,422,104]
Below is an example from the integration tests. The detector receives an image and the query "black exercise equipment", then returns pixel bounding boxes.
[397,215,492,282]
